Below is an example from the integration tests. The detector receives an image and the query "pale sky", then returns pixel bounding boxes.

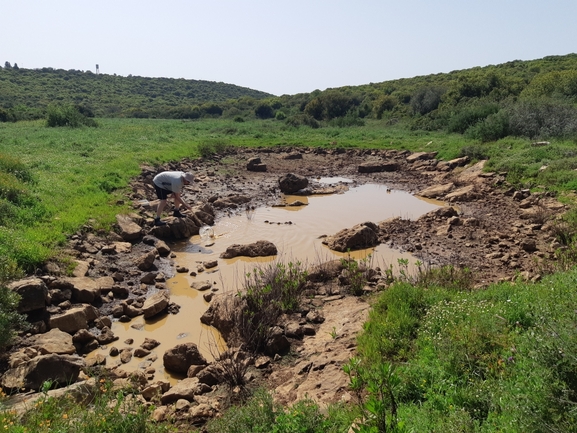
[2,0,576,96]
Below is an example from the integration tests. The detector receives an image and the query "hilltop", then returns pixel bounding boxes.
[0,65,272,119]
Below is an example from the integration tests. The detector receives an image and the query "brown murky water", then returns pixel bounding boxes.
[90,180,442,382]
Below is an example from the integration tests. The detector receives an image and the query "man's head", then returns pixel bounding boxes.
[183,172,194,185]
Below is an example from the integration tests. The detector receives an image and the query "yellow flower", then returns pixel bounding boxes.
[62,414,68,419]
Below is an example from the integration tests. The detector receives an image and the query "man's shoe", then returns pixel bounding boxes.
[154,218,167,226]
[173,209,185,218]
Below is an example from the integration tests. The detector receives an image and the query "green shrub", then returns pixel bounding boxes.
[254,103,274,119]
[373,95,398,119]
[508,99,577,139]
[411,86,446,115]
[458,144,490,161]
[205,388,349,433]
[1,379,172,433]
[238,261,308,351]
[285,114,320,129]
[447,104,500,134]
[274,111,286,120]
[46,104,98,128]
[465,110,510,142]
[197,140,232,157]
[0,153,34,183]
[328,112,365,128]
[358,282,427,363]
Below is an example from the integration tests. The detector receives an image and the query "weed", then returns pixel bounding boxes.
[340,254,374,296]
[237,261,308,352]
[344,357,400,433]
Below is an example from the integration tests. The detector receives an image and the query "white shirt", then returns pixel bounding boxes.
[153,171,185,194]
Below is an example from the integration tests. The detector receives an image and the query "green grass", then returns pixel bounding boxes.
[0,380,174,433]
[355,269,577,432]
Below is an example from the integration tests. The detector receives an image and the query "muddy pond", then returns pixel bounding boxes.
[89,179,443,382]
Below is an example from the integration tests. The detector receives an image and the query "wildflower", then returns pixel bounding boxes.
[62,414,68,419]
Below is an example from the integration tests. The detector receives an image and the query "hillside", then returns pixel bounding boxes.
[1,54,577,139]
[0,65,272,119]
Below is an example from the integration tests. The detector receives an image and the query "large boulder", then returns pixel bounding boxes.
[322,222,379,252]
[160,377,211,404]
[220,240,277,259]
[26,328,76,355]
[358,162,399,173]
[200,295,239,342]
[406,151,438,163]
[115,214,142,241]
[48,305,98,334]
[278,173,308,194]
[417,183,455,199]
[1,354,84,392]
[50,277,105,304]
[142,290,170,319]
[8,278,48,313]
[163,343,208,375]
[151,204,215,239]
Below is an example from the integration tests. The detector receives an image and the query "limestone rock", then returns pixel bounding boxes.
[142,291,170,319]
[278,173,308,194]
[116,214,142,241]
[163,342,208,375]
[220,240,278,259]
[8,278,48,313]
[322,222,379,252]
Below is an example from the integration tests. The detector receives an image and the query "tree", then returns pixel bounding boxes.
[255,103,274,119]
[4,61,11,69]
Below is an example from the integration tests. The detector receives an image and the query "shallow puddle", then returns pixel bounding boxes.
[92,181,442,382]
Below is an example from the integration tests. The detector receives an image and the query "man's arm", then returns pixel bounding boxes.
[173,193,192,210]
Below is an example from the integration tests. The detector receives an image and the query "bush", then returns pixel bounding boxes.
[465,110,510,142]
[197,140,232,158]
[46,104,98,128]
[373,95,398,119]
[201,103,224,116]
[411,86,446,115]
[508,99,577,139]
[254,103,274,119]
[205,388,349,433]
[447,104,500,134]
[458,144,489,161]
[0,152,34,183]
[285,114,320,129]
[238,261,308,351]
[328,112,365,128]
